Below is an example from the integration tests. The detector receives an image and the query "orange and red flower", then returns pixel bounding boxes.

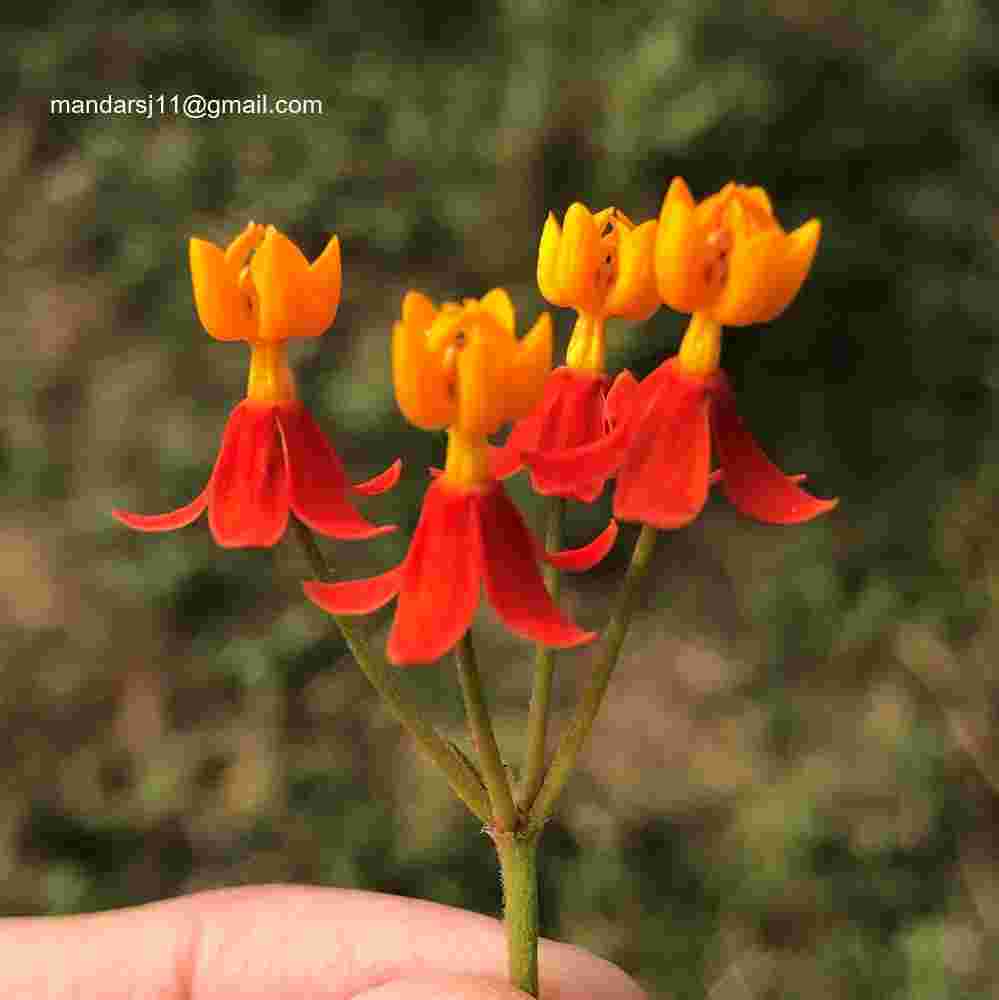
[113,222,399,548]
[305,290,617,665]
[523,181,835,529]
[493,204,659,502]
[525,319,836,529]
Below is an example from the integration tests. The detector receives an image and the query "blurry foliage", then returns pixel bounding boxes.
[1,0,998,996]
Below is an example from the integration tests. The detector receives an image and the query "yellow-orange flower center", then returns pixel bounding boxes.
[246,339,297,403]
[677,312,722,377]
[392,289,553,489]
[591,208,626,309]
[656,177,821,327]
[565,313,606,374]
[442,427,492,491]
[235,246,297,404]
[429,307,501,491]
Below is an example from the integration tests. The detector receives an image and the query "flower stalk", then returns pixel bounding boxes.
[454,630,542,995]
[454,632,518,832]
[493,828,542,997]
[294,519,490,823]
[518,497,565,810]
[526,523,659,832]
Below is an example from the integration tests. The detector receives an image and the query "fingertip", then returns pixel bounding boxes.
[353,975,532,1000]
[539,939,650,1000]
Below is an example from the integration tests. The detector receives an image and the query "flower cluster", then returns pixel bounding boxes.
[116,177,834,665]
[518,179,834,528]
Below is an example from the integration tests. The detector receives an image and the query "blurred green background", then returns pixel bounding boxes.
[2,0,998,996]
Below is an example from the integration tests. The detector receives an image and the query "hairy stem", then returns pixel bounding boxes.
[493,829,541,996]
[454,632,518,832]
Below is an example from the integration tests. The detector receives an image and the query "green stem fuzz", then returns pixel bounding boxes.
[493,828,542,997]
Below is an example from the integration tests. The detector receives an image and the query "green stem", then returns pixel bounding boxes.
[526,523,659,833]
[518,497,565,811]
[294,519,490,823]
[493,828,541,997]
[454,632,518,832]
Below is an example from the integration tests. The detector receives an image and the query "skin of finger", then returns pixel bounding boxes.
[0,885,648,1000]
[352,974,541,999]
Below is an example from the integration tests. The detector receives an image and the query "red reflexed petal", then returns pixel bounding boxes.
[112,488,209,533]
[535,369,607,450]
[489,442,524,480]
[604,369,641,428]
[276,403,395,540]
[607,362,681,430]
[494,369,613,501]
[490,389,546,481]
[208,402,290,547]
[543,518,618,571]
[527,369,609,502]
[706,464,799,491]
[711,375,837,524]
[478,484,596,649]
[491,367,582,481]
[521,415,631,500]
[612,362,713,530]
[353,458,402,496]
[303,569,402,616]
[387,479,484,665]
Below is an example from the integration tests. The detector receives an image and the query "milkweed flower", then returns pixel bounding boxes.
[524,180,836,529]
[113,222,399,548]
[305,290,617,666]
[655,178,820,326]
[492,204,659,501]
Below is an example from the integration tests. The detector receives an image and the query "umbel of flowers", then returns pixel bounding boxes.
[113,179,835,1000]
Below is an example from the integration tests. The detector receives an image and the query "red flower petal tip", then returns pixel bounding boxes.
[353,458,403,496]
[112,489,209,533]
[544,519,618,571]
[303,570,402,616]
[711,375,837,525]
